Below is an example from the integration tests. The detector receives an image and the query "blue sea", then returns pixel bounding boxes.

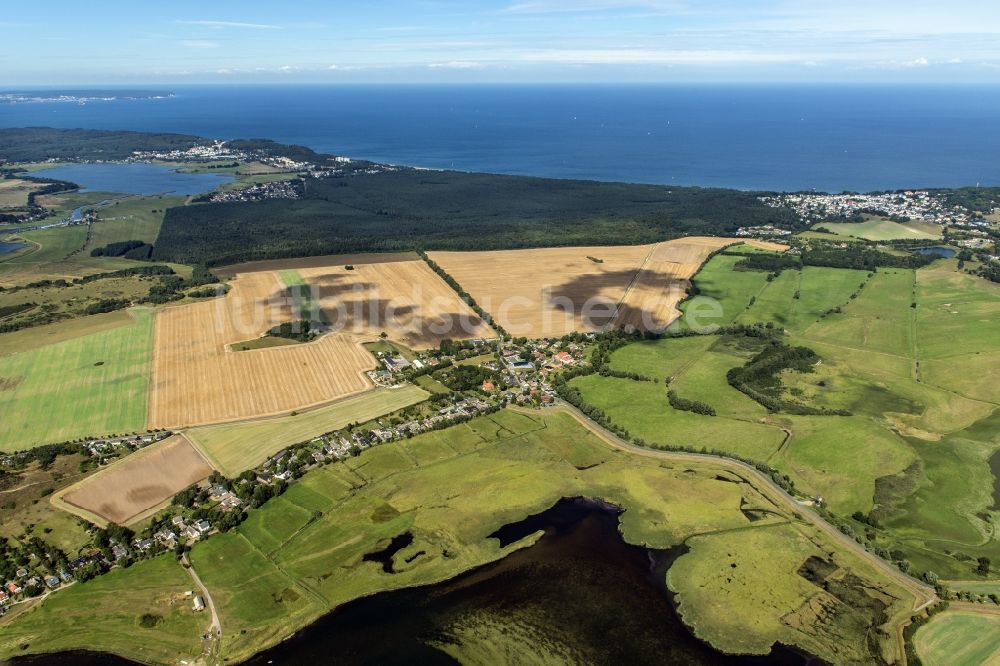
[2,84,999,192]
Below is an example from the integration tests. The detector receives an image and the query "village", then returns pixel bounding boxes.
[759,190,977,226]
[203,177,304,204]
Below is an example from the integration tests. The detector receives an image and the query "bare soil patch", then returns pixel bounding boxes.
[58,435,212,525]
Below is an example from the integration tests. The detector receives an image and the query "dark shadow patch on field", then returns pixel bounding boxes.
[546,268,680,331]
[870,460,923,525]
[306,273,379,298]
[325,300,418,328]
[390,310,488,343]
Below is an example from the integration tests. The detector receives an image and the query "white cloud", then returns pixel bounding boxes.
[512,48,813,65]
[176,20,282,30]
[428,61,485,69]
[861,56,933,70]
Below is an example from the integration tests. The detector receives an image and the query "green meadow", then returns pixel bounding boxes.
[570,374,785,460]
[595,250,1000,579]
[914,611,1000,666]
[0,307,155,450]
[0,408,916,663]
[0,555,204,663]
[816,218,942,241]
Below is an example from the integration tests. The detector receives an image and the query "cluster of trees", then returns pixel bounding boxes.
[90,239,153,260]
[141,264,220,304]
[726,341,851,416]
[733,253,803,274]
[979,262,1000,284]
[599,367,654,382]
[933,186,1000,212]
[667,389,717,416]
[434,364,503,392]
[0,535,71,594]
[801,245,935,270]
[84,298,129,315]
[152,170,802,266]
[268,320,314,342]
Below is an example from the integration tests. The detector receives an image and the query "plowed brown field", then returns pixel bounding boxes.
[57,435,213,525]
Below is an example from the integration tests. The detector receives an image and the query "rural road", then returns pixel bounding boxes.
[182,555,221,639]
[542,403,939,608]
[544,402,938,664]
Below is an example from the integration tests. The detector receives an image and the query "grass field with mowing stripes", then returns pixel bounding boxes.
[0,307,154,450]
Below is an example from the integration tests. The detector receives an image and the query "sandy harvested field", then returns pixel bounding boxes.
[298,260,495,348]
[0,179,36,209]
[57,435,213,525]
[149,259,490,428]
[617,237,746,331]
[430,239,783,336]
[213,252,419,277]
[744,239,790,252]
[149,270,376,428]
[429,245,653,337]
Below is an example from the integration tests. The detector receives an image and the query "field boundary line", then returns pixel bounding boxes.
[604,241,658,331]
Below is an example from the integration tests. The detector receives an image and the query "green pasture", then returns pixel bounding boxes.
[0,556,203,664]
[569,374,785,460]
[914,611,1000,666]
[814,218,941,241]
[0,307,154,450]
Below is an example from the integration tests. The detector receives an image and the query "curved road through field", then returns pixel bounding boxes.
[540,402,938,662]
[182,555,221,645]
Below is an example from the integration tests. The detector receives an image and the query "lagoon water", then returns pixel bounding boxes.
[3,85,1000,192]
[241,498,809,665]
[0,241,26,256]
[912,246,957,258]
[33,163,232,196]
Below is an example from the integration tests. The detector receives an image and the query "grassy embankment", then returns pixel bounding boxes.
[0,409,916,665]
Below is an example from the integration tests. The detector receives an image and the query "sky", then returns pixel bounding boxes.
[4,0,1000,85]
